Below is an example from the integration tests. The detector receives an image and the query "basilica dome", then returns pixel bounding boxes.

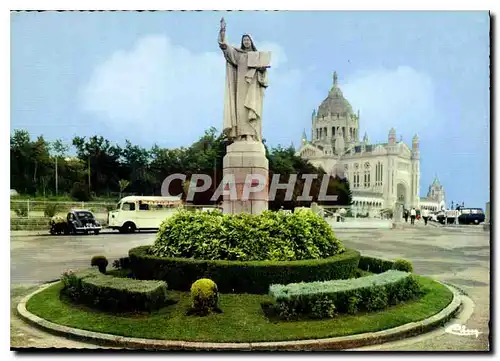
[316,72,354,118]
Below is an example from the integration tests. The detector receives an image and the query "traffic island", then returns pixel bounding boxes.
[17,277,461,350]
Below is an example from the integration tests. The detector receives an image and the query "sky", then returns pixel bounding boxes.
[10,11,490,207]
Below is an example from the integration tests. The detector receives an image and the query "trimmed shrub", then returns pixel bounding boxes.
[358,256,395,274]
[44,203,59,218]
[269,270,421,319]
[61,268,168,312]
[392,259,414,272]
[112,257,131,270]
[129,246,360,294]
[188,278,220,316]
[150,209,345,261]
[91,255,109,274]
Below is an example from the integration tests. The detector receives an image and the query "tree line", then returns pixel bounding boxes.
[10,128,352,209]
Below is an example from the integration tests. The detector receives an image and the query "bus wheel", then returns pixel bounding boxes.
[121,222,136,234]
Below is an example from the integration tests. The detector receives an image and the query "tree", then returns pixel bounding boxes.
[72,136,122,196]
[118,179,130,199]
[51,139,69,195]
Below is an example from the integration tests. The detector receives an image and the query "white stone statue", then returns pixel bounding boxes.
[218,17,271,142]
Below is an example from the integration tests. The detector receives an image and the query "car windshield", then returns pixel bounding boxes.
[76,212,93,219]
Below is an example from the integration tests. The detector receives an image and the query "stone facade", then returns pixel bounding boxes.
[296,71,445,216]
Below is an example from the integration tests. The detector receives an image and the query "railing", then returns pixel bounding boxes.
[10,200,116,218]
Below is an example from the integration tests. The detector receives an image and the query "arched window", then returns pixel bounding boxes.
[364,162,371,188]
[375,162,383,186]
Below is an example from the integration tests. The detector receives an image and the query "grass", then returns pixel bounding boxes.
[26,276,453,343]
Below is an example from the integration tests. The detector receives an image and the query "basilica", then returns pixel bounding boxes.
[296,72,446,215]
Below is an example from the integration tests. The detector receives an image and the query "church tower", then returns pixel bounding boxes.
[311,71,359,154]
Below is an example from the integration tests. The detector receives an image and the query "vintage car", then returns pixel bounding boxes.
[458,208,485,225]
[50,210,102,235]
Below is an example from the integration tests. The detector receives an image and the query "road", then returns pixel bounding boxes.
[10,224,490,351]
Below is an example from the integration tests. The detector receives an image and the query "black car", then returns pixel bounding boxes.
[50,210,102,235]
[458,208,485,225]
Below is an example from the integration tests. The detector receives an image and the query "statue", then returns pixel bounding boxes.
[218,17,271,142]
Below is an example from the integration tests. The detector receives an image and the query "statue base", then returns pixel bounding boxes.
[222,140,269,214]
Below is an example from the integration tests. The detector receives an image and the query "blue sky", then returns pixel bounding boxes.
[11,11,490,206]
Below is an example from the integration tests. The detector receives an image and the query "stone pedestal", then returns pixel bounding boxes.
[484,201,490,231]
[392,201,404,229]
[222,140,269,214]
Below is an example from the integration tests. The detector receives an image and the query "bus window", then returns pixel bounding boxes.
[139,203,149,211]
[122,202,136,211]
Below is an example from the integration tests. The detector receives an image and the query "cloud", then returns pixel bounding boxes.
[341,66,440,144]
[79,35,306,147]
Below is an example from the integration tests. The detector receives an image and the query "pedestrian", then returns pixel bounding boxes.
[410,207,416,225]
[422,208,429,225]
[403,208,409,223]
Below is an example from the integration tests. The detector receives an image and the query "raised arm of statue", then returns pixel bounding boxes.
[218,17,237,66]
[218,17,227,48]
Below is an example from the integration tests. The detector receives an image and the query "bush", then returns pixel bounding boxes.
[358,256,395,274]
[14,204,28,217]
[392,259,414,272]
[188,278,220,316]
[91,255,108,274]
[269,270,421,319]
[61,269,168,312]
[71,182,91,202]
[44,203,59,218]
[150,209,345,262]
[129,246,360,294]
[112,257,131,270]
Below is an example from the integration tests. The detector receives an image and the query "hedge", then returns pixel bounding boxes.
[358,256,414,274]
[129,246,360,294]
[61,268,168,312]
[269,270,421,319]
[151,209,345,261]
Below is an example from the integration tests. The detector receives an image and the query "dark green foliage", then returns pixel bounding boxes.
[270,270,422,319]
[129,246,360,294]
[112,257,131,270]
[392,259,414,272]
[71,182,91,201]
[44,203,59,218]
[60,269,168,312]
[11,127,351,208]
[310,296,336,319]
[91,255,108,274]
[358,256,395,274]
[151,209,345,261]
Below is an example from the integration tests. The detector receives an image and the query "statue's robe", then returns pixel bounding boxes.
[219,39,270,141]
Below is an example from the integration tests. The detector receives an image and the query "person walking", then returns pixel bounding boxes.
[410,207,416,225]
[422,208,429,225]
[403,208,409,223]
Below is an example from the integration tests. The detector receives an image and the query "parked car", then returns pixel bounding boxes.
[458,208,485,225]
[437,210,461,224]
[49,210,102,235]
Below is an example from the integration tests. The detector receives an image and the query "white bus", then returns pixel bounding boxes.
[108,196,183,233]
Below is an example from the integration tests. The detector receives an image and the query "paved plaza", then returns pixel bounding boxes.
[10,224,490,351]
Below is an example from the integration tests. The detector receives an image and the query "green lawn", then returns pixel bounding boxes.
[26,277,453,343]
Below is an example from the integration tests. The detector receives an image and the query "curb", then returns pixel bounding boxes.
[17,282,462,351]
